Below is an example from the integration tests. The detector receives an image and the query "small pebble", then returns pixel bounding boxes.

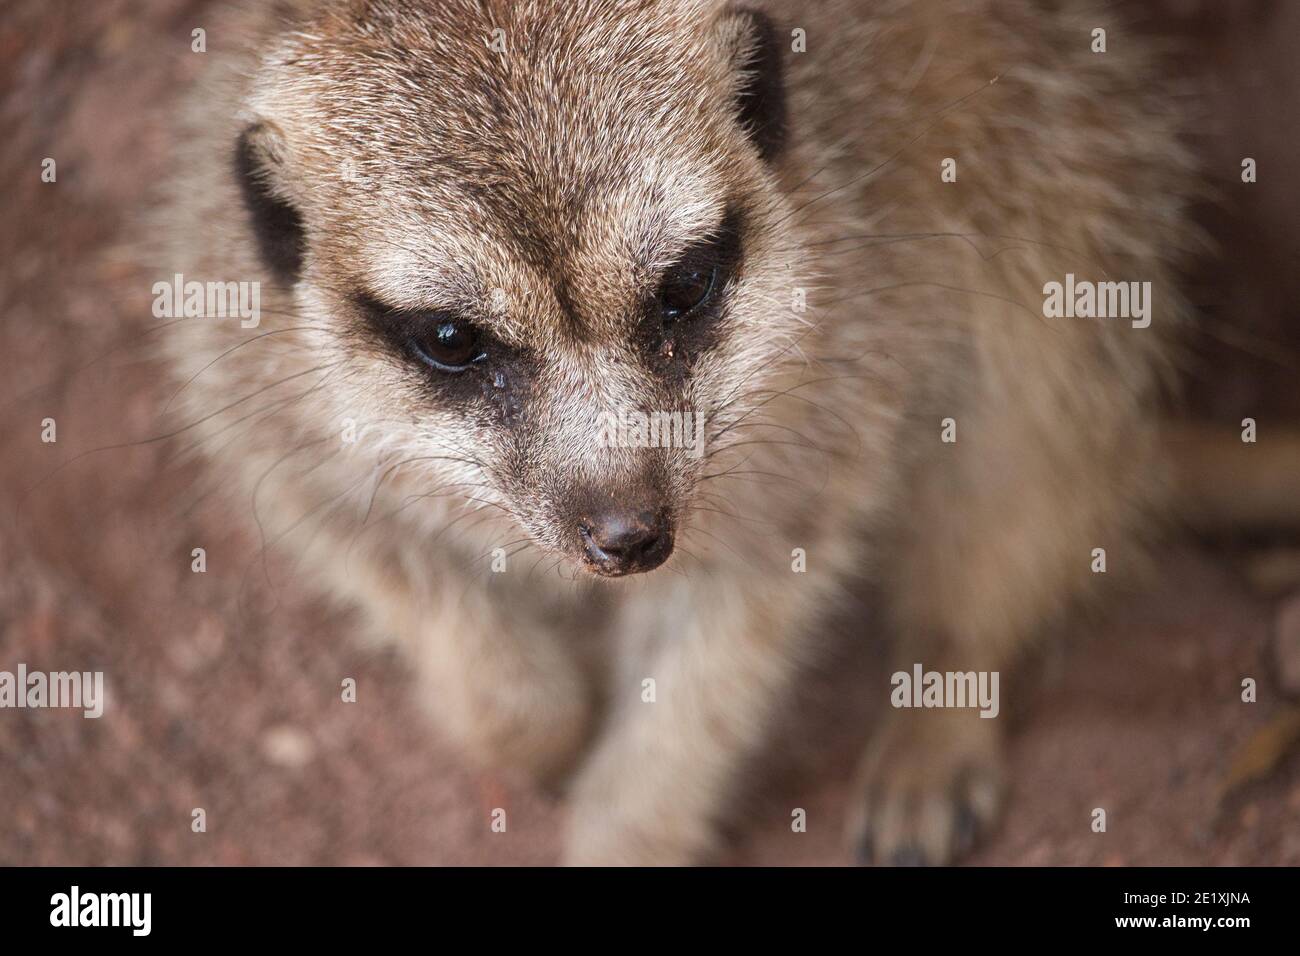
[261,725,316,769]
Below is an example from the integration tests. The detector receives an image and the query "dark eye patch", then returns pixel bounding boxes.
[353,292,483,367]
[656,206,744,321]
[352,291,531,421]
[642,204,745,369]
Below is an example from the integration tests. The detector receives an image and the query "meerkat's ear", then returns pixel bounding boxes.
[719,6,788,163]
[234,121,305,283]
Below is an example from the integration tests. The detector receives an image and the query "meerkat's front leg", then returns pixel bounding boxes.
[562,574,820,865]
[847,369,1157,865]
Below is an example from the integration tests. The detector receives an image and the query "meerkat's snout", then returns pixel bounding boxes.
[562,472,677,577]
[578,506,674,577]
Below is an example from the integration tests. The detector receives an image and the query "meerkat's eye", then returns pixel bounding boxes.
[355,294,490,374]
[408,317,486,372]
[658,264,718,321]
[654,208,744,328]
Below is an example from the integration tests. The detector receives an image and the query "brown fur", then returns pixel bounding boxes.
[157,0,1197,864]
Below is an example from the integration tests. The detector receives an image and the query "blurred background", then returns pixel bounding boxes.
[1,0,1297,864]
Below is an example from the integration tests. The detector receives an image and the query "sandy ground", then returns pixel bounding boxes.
[1,0,1296,866]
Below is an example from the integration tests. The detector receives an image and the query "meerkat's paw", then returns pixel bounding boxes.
[412,641,594,789]
[561,749,718,866]
[561,812,710,867]
[456,675,594,789]
[845,708,1005,866]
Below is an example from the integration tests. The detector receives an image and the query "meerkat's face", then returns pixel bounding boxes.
[233,0,800,577]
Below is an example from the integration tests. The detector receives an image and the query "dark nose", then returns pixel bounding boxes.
[579,509,674,576]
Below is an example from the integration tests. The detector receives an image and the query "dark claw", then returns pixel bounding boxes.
[953,802,980,857]
[890,845,928,867]
[855,834,875,866]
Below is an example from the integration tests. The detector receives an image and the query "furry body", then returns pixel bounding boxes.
[160,0,1194,863]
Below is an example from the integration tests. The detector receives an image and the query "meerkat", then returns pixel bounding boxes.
[157,0,1195,865]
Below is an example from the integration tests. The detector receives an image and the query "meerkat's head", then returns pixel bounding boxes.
[232,0,802,577]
